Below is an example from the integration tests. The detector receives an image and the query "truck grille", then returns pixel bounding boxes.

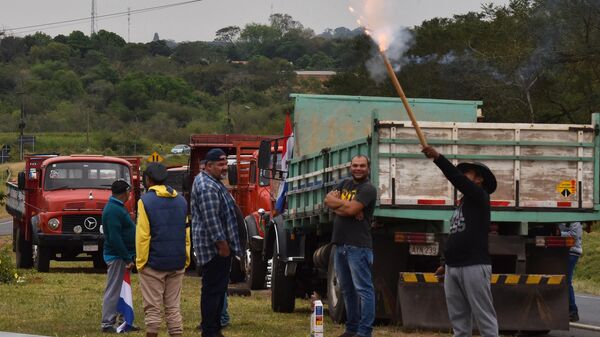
[62,215,102,234]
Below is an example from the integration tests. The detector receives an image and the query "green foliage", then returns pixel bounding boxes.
[0,246,19,284]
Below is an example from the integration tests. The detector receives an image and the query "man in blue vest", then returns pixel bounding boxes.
[136,163,190,337]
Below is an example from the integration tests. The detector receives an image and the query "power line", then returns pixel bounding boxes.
[4,0,203,34]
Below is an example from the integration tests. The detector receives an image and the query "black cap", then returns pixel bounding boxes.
[205,148,226,162]
[145,162,168,184]
[457,162,497,194]
[111,179,130,194]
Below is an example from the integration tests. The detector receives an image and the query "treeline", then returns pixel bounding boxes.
[0,0,598,154]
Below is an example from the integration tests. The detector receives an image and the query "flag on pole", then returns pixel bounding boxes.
[116,269,135,333]
[275,112,294,214]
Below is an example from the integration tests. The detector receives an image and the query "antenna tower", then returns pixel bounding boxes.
[91,0,97,35]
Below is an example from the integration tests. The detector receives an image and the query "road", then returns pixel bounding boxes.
[0,217,11,236]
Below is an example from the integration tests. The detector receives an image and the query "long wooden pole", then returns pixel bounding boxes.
[379,49,428,147]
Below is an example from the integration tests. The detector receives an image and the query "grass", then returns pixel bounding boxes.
[0,237,445,337]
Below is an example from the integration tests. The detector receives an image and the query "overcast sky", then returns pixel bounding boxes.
[0,0,510,43]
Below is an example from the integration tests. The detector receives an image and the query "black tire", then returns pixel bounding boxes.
[271,243,296,312]
[327,245,345,323]
[92,252,107,269]
[246,250,267,290]
[34,245,51,273]
[15,227,33,269]
[243,215,267,290]
[230,256,245,283]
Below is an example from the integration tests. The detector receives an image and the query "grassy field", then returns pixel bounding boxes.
[573,223,600,295]
[0,237,444,337]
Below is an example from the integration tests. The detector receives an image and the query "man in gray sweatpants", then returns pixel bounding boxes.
[101,180,136,333]
[423,146,498,337]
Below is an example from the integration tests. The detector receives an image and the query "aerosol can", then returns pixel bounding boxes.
[310,299,324,337]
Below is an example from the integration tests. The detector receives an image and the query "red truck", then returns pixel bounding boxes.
[179,134,278,285]
[7,154,141,272]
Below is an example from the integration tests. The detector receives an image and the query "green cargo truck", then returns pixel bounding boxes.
[256,94,600,332]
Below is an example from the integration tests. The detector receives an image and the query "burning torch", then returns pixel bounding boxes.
[350,5,429,148]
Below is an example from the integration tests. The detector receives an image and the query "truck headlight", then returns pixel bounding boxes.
[48,218,60,230]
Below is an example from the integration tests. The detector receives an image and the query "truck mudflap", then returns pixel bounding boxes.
[396,272,568,331]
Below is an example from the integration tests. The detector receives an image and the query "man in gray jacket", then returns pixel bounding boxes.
[558,222,583,322]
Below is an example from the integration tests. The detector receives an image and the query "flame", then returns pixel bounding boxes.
[348,6,355,13]
[347,0,392,52]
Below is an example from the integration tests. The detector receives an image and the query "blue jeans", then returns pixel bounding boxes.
[567,254,579,314]
[334,244,375,337]
[221,294,229,327]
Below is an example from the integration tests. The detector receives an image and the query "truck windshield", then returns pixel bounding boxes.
[44,162,131,191]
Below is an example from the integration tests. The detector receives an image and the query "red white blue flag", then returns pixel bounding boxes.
[275,112,294,213]
[116,269,135,333]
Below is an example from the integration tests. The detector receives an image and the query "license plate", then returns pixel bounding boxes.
[83,244,98,252]
[409,243,439,256]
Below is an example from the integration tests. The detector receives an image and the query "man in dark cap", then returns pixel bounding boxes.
[191,148,242,337]
[136,163,189,337]
[422,146,499,337]
[101,179,135,333]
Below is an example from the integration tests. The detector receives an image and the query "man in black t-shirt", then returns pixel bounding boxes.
[324,155,377,337]
[422,146,498,337]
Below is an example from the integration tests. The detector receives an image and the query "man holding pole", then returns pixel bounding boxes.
[422,146,499,337]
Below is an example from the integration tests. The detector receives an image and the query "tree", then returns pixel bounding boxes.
[215,26,241,43]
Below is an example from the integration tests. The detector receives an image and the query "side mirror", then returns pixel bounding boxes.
[228,165,238,185]
[258,140,271,170]
[18,171,26,190]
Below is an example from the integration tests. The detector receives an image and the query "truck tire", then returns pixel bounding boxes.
[271,243,296,312]
[15,227,33,269]
[92,253,107,269]
[244,215,267,290]
[230,257,244,283]
[33,245,51,273]
[327,245,346,323]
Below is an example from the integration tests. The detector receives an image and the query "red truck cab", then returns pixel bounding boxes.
[7,154,141,272]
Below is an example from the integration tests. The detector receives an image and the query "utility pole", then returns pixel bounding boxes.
[91,0,97,35]
[127,7,131,43]
[17,91,25,161]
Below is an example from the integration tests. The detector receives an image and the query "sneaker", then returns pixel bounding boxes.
[101,326,117,333]
[569,311,579,322]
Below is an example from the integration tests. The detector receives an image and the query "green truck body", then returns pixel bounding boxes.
[260,94,600,332]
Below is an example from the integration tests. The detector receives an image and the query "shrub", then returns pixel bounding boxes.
[0,246,19,284]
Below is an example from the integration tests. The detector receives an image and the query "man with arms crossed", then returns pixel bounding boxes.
[422,146,498,337]
[324,155,377,337]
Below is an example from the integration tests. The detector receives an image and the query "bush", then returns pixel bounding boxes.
[0,246,19,284]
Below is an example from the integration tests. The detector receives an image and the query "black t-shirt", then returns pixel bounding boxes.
[434,155,492,267]
[331,178,377,249]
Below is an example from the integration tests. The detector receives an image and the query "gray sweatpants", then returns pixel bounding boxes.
[444,264,498,337]
[101,259,127,329]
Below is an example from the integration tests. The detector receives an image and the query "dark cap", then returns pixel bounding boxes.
[457,162,497,194]
[205,148,226,162]
[145,162,168,184]
[111,179,130,195]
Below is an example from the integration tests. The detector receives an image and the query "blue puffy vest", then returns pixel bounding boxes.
[141,188,188,271]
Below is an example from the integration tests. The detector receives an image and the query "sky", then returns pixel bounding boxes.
[0,0,511,43]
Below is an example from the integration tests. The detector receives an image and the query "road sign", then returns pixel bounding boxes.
[17,135,35,144]
[147,151,164,163]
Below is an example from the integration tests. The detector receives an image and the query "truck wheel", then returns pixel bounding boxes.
[15,227,33,269]
[33,245,51,273]
[246,249,267,290]
[271,244,296,312]
[230,257,245,283]
[92,253,107,269]
[244,215,267,290]
[327,245,346,323]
